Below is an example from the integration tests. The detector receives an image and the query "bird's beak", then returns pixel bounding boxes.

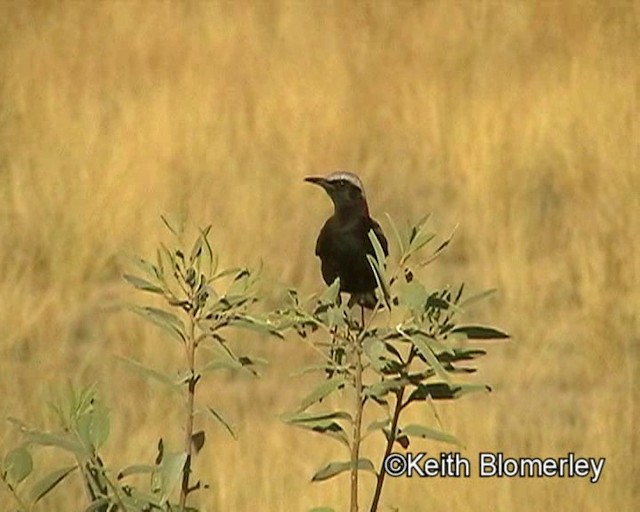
[304,176,329,189]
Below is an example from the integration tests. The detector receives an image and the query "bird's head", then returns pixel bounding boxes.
[304,171,369,217]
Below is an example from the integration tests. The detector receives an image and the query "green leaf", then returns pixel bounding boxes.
[292,363,335,376]
[450,325,510,340]
[200,356,243,373]
[437,348,487,363]
[409,229,436,255]
[281,411,353,446]
[211,293,255,313]
[309,508,336,512]
[160,213,184,238]
[311,459,376,482]
[407,382,491,402]
[131,256,160,280]
[282,410,353,425]
[319,427,350,448]
[76,400,110,451]
[225,268,251,295]
[414,212,432,232]
[410,332,451,381]
[297,377,346,412]
[384,212,405,254]
[3,446,33,484]
[23,431,85,456]
[383,341,404,361]
[430,226,457,259]
[117,464,158,479]
[157,243,174,278]
[67,385,97,417]
[30,466,77,503]
[89,401,110,449]
[212,266,244,281]
[398,281,429,313]
[363,338,385,367]
[198,225,214,275]
[366,418,391,435]
[128,305,186,343]
[366,254,391,308]
[369,228,387,270]
[145,307,185,332]
[159,452,187,504]
[364,378,407,400]
[400,424,462,447]
[408,382,459,401]
[326,305,347,329]
[229,315,283,338]
[457,288,497,308]
[118,357,181,392]
[123,274,164,294]
[363,338,400,374]
[416,332,453,356]
[200,345,266,376]
[189,233,204,265]
[206,407,237,439]
[319,278,341,305]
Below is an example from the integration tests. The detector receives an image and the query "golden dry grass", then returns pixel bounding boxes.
[0,2,638,511]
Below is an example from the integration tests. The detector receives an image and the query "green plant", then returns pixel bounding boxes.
[1,217,282,511]
[2,384,217,511]
[121,216,282,509]
[2,385,116,512]
[277,214,509,512]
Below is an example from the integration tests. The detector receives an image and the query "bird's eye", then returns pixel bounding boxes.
[336,180,346,187]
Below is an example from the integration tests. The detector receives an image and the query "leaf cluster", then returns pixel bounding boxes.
[1,214,508,512]
[122,217,280,412]
[278,214,509,503]
[1,385,191,511]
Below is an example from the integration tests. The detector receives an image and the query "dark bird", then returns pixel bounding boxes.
[304,171,388,309]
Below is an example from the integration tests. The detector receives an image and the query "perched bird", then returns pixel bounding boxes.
[304,171,388,309]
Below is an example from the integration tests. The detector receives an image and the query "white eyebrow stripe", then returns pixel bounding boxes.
[324,171,364,191]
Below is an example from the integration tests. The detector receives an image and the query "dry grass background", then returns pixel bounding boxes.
[0,2,638,511]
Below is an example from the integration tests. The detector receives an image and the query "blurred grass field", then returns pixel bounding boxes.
[0,2,638,511]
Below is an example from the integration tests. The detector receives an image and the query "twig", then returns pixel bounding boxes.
[369,387,405,512]
[179,306,198,509]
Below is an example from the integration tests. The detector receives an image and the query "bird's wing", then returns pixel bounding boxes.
[315,224,325,257]
[315,218,334,257]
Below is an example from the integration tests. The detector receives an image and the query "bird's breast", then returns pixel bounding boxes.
[315,216,378,293]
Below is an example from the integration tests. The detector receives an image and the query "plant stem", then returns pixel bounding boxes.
[350,306,366,512]
[179,307,197,510]
[369,387,405,512]
[81,455,126,512]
